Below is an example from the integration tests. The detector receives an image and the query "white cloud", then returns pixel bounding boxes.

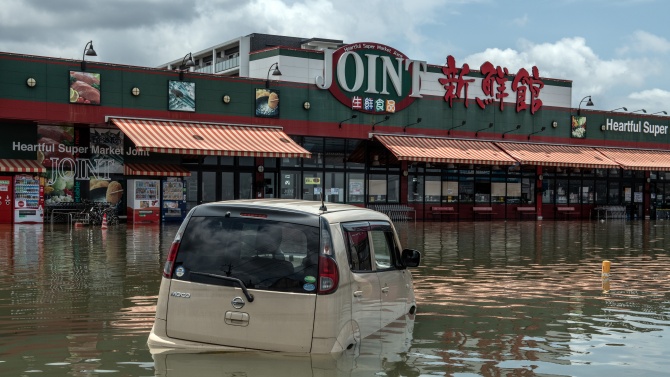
[628,88,670,111]
[463,37,659,107]
[512,14,528,27]
[618,30,670,55]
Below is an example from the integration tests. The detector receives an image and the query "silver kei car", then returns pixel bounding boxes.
[148,199,421,354]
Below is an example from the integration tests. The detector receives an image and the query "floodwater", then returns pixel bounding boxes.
[1,219,669,376]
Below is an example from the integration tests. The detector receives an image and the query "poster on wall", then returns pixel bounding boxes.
[571,115,586,138]
[69,71,101,105]
[90,128,123,174]
[89,179,124,208]
[255,88,280,118]
[168,81,196,112]
[38,125,76,205]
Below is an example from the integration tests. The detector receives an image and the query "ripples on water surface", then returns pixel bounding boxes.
[0,220,669,376]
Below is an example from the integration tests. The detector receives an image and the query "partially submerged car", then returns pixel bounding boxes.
[148,199,421,353]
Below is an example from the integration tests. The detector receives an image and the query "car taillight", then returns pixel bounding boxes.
[163,240,180,278]
[317,255,339,294]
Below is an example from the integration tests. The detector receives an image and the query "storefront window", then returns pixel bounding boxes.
[491,168,506,203]
[324,172,344,202]
[658,183,669,208]
[582,180,594,203]
[202,171,216,203]
[608,181,620,204]
[442,179,458,203]
[346,140,365,170]
[459,178,474,203]
[595,180,607,204]
[302,171,324,201]
[185,171,198,210]
[239,172,253,199]
[263,172,275,199]
[491,181,506,203]
[302,137,324,168]
[408,175,424,203]
[239,157,254,166]
[280,171,300,199]
[203,156,218,165]
[556,179,568,204]
[388,174,400,203]
[281,157,300,168]
[347,173,365,203]
[425,176,440,203]
[221,172,234,200]
[506,178,521,204]
[368,174,387,203]
[325,139,345,169]
[542,178,555,204]
[474,171,491,203]
[568,179,581,204]
[521,176,535,204]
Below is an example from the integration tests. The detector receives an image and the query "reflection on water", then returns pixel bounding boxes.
[0,221,669,376]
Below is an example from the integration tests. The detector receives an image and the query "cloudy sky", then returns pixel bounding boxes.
[1,0,669,113]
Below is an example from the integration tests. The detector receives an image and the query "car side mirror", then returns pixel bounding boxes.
[401,248,421,268]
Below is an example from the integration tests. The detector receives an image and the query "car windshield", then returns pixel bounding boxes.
[173,216,320,293]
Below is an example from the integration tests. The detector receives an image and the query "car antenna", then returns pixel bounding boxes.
[319,182,327,212]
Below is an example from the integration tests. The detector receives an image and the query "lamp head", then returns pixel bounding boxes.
[84,41,97,57]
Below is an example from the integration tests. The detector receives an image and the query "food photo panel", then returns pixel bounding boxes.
[69,71,101,105]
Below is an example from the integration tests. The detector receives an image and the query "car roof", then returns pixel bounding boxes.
[190,199,389,223]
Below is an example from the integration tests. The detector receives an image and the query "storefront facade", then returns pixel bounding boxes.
[2,34,670,223]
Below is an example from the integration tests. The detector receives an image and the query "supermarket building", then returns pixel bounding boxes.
[2,32,670,223]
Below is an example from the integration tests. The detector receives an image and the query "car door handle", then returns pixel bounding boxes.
[381,286,389,293]
[353,290,363,297]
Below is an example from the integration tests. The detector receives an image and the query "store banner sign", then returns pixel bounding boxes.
[316,43,426,114]
[316,43,546,115]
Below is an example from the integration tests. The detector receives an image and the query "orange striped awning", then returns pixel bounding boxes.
[124,163,191,177]
[0,159,46,173]
[495,143,619,169]
[596,148,670,170]
[373,134,516,165]
[110,118,311,158]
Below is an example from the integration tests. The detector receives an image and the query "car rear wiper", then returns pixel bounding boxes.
[190,271,255,302]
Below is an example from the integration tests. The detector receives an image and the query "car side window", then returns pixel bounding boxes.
[344,229,372,271]
[370,230,394,270]
[343,221,399,272]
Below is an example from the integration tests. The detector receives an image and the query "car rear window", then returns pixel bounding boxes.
[172,216,320,293]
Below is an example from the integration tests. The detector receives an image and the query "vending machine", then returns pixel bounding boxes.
[14,174,44,223]
[161,177,187,223]
[0,176,13,224]
[126,179,160,224]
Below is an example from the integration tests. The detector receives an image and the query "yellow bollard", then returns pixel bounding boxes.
[601,260,611,293]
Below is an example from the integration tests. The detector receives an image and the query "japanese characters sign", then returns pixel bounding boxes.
[440,55,544,114]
